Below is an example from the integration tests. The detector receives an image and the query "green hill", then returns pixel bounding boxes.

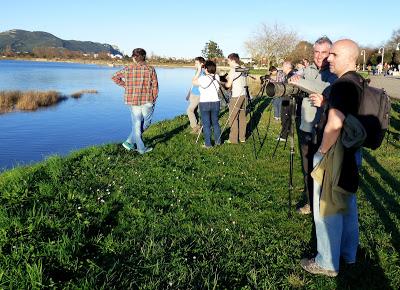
[0,99,399,289]
[0,29,122,55]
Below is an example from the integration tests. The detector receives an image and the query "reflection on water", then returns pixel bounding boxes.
[0,60,194,171]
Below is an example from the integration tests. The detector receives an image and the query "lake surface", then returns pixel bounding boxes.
[0,60,194,171]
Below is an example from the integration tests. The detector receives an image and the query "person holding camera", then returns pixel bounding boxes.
[186,57,206,134]
[290,36,337,215]
[277,61,297,142]
[224,53,247,144]
[112,48,158,154]
[192,60,221,148]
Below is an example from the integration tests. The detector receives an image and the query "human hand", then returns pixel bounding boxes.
[309,93,324,107]
[289,75,301,83]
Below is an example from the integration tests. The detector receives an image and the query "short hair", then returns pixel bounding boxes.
[132,48,146,61]
[194,56,206,64]
[204,60,217,74]
[314,36,332,47]
[227,53,240,63]
[269,66,277,72]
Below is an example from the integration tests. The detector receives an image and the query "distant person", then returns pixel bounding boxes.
[225,53,247,144]
[112,48,158,154]
[269,66,285,120]
[187,57,205,134]
[290,36,337,215]
[303,58,310,68]
[192,60,221,148]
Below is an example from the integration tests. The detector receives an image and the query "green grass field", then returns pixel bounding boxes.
[0,98,399,289]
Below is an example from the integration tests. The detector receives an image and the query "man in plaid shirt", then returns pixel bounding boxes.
[112,48,159,154]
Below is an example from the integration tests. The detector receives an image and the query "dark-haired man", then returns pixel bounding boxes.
[112,48,159,154]
[225,53,247,144]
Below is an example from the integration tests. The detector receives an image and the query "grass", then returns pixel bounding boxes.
[0,97,399,289]
[0,89,98,113]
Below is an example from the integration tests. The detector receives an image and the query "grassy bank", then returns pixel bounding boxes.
[0,90,98,113]
[0,98,399,289]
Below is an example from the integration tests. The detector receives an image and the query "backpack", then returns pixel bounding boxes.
[353,74,391,149]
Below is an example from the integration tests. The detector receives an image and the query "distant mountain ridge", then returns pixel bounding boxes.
[0,29,122,55]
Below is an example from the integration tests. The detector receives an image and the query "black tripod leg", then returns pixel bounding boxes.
[288,97,296,218]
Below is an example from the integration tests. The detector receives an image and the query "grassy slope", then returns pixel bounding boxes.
[0,98,399,289]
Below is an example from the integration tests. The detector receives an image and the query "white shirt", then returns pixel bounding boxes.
[198,74,220,102]
[228,67,246,98]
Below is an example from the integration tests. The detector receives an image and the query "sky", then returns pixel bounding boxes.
[2,0,399,58]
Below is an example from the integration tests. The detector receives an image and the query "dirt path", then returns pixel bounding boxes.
[369,75,400,99]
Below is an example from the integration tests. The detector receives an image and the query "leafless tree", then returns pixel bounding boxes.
[244,23,298,68]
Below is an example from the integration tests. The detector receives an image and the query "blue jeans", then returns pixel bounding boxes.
[199,101,221,147]
[313,152,359,272]
[272,98,282,118]
[127,103,154,153]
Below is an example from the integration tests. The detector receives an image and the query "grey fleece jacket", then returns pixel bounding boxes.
[296,64,337,133]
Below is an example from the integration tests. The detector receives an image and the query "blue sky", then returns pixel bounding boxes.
[2,0,399,58]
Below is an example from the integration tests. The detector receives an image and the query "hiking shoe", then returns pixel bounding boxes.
[300,258,338,277]
[297,204,311,215]
[122,141,134,151]
[138,147,153,154]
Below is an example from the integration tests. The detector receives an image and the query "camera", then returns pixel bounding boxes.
[260,74,269,83]
[235,67,251,73]
[265,82,300,98]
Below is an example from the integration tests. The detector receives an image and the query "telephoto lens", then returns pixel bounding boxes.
[265,82,299,98]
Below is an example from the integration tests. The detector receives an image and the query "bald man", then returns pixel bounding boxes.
[301,39,362,277]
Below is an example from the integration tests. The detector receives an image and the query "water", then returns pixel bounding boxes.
[0,60,194,171]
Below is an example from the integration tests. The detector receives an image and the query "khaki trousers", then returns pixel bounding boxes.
[228,95,246,143]
[186,93,200,128]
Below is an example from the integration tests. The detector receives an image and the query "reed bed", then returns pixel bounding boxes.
[70,89,98,99]
[0,89,98,114]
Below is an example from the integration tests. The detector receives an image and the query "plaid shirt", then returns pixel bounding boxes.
[112,62,159,106]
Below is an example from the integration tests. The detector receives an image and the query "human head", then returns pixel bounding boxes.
[132,48,146,62]
[269,66,277,76]
[313,36,332,69]
[227,53,240,67]
[327,39,359,77]
[282,61,293,75]
[194,56,205,68]
[204,60,217,74]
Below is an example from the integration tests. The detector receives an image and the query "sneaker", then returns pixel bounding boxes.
[300,258,338,277]
[201,144,212,149]
[297,204,311,215]
[276,137,286,142]
[122,141,134,151]
[225,140,237,144]
[138,147,153,154]
[239,139,246,143]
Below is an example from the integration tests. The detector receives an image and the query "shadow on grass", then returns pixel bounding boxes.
[363,150,400,205]
[147,122,189,147]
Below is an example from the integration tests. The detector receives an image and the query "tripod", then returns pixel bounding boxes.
[270,94,297,217]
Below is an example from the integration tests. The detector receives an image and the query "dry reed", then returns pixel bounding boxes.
[0,90,64,113]
[71,89,98,99]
